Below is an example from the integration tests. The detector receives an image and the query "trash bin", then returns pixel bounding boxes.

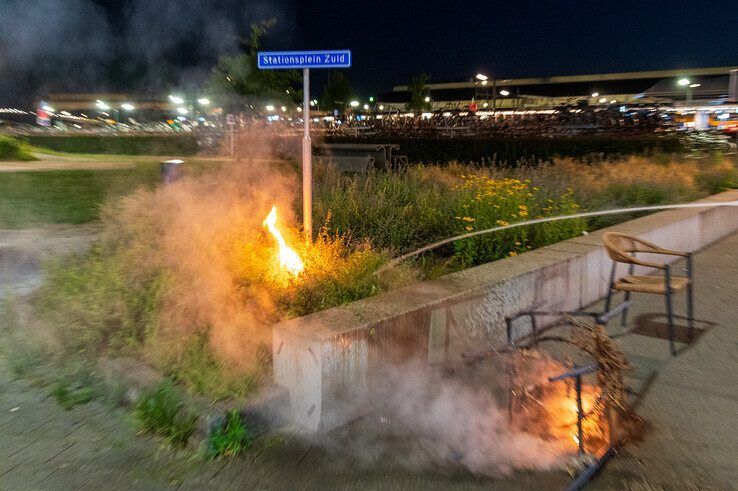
[160,159,184,184]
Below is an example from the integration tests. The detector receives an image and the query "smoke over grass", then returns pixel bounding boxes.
[31,149,408,399]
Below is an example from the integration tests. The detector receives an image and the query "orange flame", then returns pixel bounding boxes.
[263,205,304,277]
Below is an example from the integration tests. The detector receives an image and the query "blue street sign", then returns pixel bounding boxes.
[257,50,351,70]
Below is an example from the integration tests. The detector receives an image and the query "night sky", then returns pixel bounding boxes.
[1,0,737,105]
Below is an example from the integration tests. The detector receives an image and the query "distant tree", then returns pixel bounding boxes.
[406,74,432,112]
[207,20,301,110]
[320,72,354,112]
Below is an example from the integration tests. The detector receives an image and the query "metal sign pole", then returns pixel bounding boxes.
[302,68,313,243]
[256,50,351,244]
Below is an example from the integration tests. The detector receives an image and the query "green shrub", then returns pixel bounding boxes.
[314,165,458,253]
[451,175,585,267]
[134,380,197,447]
[26,134,199,155]
[0,134,36,160]
[206,410,253,459]
[694,166,738,194]
[166,332,260,402]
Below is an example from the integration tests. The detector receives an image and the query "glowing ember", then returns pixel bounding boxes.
[263,205,304,277]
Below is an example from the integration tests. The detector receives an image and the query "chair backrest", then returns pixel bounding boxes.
[602,232,642,265]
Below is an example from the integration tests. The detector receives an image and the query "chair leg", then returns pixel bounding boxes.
[620,263,635,327]
[604,262,617,314]
[621,291,632,327]
[686,254,695,342]
[665,266,676,356]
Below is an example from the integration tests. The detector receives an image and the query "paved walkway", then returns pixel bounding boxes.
[1,232,737,489]
[591,232,738,489]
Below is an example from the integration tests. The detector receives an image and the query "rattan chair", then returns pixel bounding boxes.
[602,232,694,355]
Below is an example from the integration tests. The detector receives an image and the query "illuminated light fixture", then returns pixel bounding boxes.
[350,100,360,107]
[60,111,71,116]
[689,83,701,88]
[363,104,369,110]
[482,102,489,108]
[309,100,316,107]
[610,99,617,104]
[591,92,599,97]
[42,105,55,112]
[677,78,690,86]
[379,105,384,110]
[369,96,375,102]
[297,106,302,112]
[197,98,210,105]
[95,100,110,110]
[265,105,275,111]
[177,107,188,115]
[442,112,452,117]
[598,98,607,103]
[424,96,431,102]
[169,95,184,104]
[121,103,135,111]
[280,106,287,112]
[499,90,510,96]
[475,73,488,81]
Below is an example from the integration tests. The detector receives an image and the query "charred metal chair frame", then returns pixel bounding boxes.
[602,232,694,356]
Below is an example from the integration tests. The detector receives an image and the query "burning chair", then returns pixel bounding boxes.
[602,232,695,355]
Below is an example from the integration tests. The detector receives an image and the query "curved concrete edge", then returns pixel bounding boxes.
[273,190,738,433]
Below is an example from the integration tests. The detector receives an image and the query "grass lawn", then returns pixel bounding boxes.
[0,159,230,228]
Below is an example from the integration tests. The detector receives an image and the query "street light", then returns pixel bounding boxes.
[677,78,694,103]
[424,96,431,102]
[363,104,369,110]
[350,100,359,107]
[121,103,135,111]
[265,105,275,111]
[379,105,384,110]
[169,95,185,104]
[197,98,210,105]
[499,90,510,96]
[475,73,488,81]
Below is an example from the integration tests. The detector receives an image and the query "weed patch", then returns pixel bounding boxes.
[134,380,197,447]
[206,410,253,459]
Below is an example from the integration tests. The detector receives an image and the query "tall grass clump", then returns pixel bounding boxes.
[206,409,253,459]
[0,134,36,161]
[313,164,457,252]
[134,379,197,447]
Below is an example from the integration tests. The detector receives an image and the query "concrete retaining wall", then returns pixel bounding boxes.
[272,190,738,433]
